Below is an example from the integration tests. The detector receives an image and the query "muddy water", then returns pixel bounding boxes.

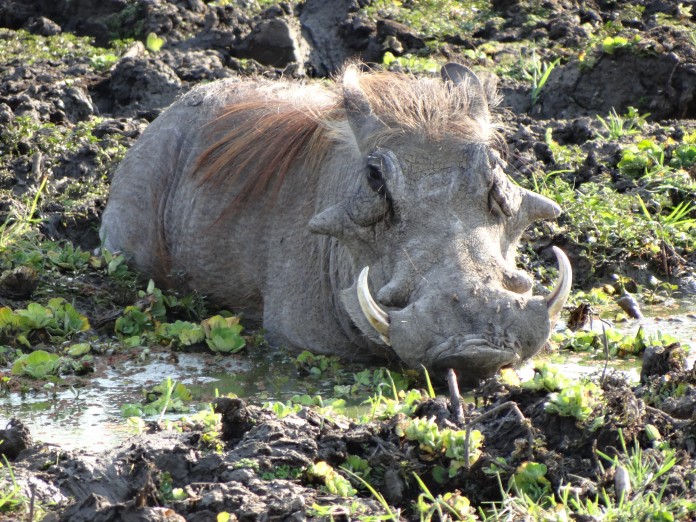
[2,301,694,451]
[521,298,696,382]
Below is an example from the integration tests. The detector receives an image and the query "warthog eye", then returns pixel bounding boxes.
[366,164,388,197]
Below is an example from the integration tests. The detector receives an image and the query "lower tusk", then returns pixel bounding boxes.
[545,246,572,318]
[357,266,391,345]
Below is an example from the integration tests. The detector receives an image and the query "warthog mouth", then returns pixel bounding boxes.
[427,335,521,385]
[353,247,572,384]
[356,246,572,348]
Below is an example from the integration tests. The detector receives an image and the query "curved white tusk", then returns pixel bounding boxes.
[545,246,572,318]
[357,266,391,345]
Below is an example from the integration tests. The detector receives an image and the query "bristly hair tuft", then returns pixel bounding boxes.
[195,65,503,209]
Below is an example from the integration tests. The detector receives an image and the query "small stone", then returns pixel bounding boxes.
[616,293,643,319]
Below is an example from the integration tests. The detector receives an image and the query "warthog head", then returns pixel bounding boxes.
[309,64,571,384]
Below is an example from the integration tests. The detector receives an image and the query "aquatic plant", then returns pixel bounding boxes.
[11,350,62,379]
[121,377,193,418]
[201,315,246,353]
[307,461,356,497]
[413,472,477,521]
[522,363,571,392]
[510,462,552,503]
[398,416,484,476]
[0,298,90,347]
[382,52,440,74]
[145,32,165,52]
[545,381,604,423]
[602,35,641,54]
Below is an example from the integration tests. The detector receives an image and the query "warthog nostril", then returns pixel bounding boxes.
[502,269,533,294]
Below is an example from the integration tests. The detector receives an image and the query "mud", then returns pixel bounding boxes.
[1,0,696,519]
[5,364,695,520]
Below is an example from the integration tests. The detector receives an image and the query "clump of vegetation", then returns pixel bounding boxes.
[545,381,604,423]
[596,107,647,139]
[121,377,193,419]
[397,416,484,478]
[0,298,90,347]
[522,362,571,392]
[413,473,477,522]
[552,327,683,358]
[382,52,440,73]
[307,461,357,498]
[0,457,33,518]
[520,51,559,105]
[0,29,131,70]
[363,0,491,41]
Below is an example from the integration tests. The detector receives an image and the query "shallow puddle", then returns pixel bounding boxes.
[2,299,694,452]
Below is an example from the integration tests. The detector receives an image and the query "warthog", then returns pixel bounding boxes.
[100,63,571,384]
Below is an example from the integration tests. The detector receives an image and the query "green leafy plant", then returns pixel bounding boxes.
[259,465,304,481]
[596,107,646,139]
[121,377,192,418]
[156,320,205,347]
[397,416,484,476]
[65,343,91,357]
[617,139,666,177]
[177,406,223,451]
[101,248,129,278]
[671,143,696,168]
[307,461,356,497]
[413,473,477,521]
[509,462,552,503]
[602,35,640,54]
[145,32,165,52]
[115,306,151,337]
[520,51,559,105]
[159,471,188,502]
[44,298,90,338]
[202,315,246,353]
[46,241,90,271]
[0,176,46,250]
[553,327,658,357]
[341,455,371,481]
[11,350,62,379]
[521,363,571,392]
[0,299,90,346]
[263,400,302,419]
[361,385,426,422]
[382,52,440,73]
[545,381,604,423]
[294,350,342,377]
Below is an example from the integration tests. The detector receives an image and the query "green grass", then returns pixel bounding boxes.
[480,433,695,521]
[0,456,32,517]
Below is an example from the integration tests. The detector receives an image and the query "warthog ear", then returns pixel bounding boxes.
[342,64,383,150]
[441,63,489,125]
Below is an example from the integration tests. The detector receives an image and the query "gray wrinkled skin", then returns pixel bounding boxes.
[100,65,562,384]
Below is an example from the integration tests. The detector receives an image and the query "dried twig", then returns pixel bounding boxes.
[447,368,464,423]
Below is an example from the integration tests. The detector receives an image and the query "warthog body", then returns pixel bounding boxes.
[100,64,570,383]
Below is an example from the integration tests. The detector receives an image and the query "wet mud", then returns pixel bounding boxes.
[1,0,696,519]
